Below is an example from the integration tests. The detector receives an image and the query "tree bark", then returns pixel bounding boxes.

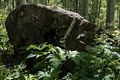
[75,0,78,12]
[106,0,115,28]
[119,11,120,29]
[82,0,88,19]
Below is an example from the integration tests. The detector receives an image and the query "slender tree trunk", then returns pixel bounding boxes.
[16,0,26,8]
[98,0,101,26]
[98,0,101,17]
[68,0,70,10]
[75,0,78,12]
[90,0,98,23]
[82,0,88,19]
[119,11,120,29]
[78,0,82,14]
[63,0,66,9]
[47,0,49,4]
[106,0,115,28]
[95,0,98,18]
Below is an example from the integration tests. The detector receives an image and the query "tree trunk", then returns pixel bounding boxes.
[82,0,88,19]
[106,0,115,28]
[75,0,78,12]
[98,0,101,27]
[119,11,120,29]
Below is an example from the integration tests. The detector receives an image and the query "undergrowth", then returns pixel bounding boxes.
[0,9,120,80]
[0,30,120,80]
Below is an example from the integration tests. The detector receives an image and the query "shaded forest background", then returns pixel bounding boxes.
[0,0,120,29]
[0,0,120,80]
